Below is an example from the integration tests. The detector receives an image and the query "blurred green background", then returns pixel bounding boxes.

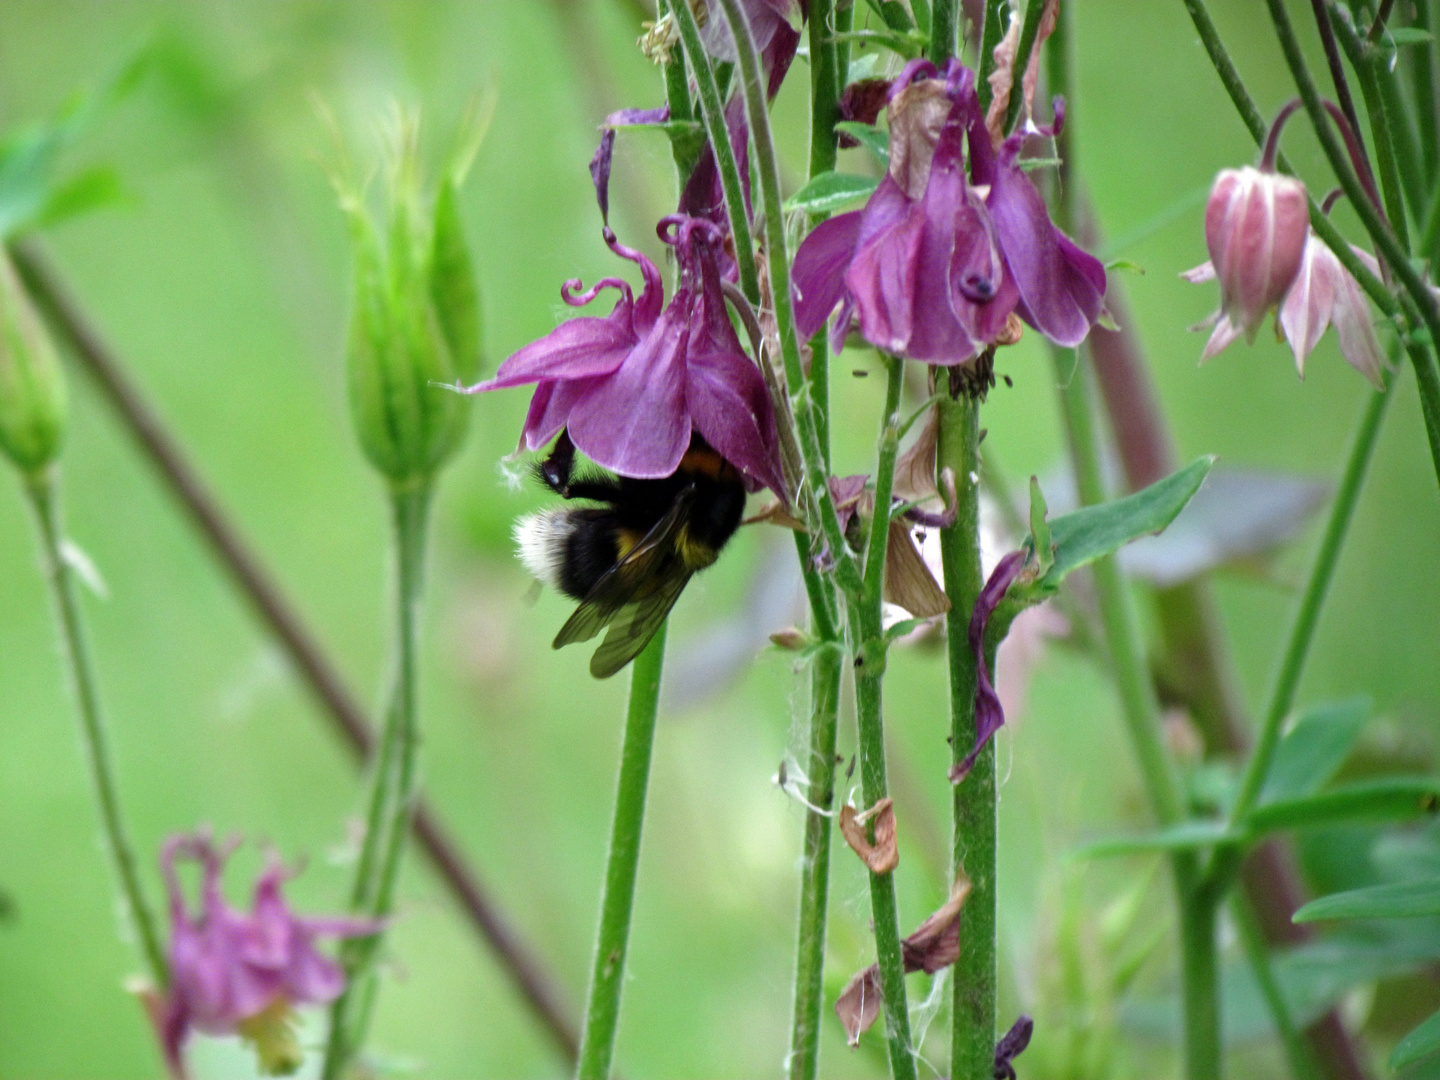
[0,1,1436,1077]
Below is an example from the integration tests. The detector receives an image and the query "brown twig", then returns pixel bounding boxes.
[1081,214,1371,1080]
[9,239,582,1065]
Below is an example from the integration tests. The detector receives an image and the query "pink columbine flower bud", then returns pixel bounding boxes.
[1184,101,1310,360]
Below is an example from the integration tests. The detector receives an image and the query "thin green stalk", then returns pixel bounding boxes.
[656,1,700,182]
[1232,893,1325,1080]
[1423,179,1440,268]
[1220,383,1393,845]
[936,392,992,1080]
[1050,348,1216,1080]
[786,643,843,1080]
[1415,0,1440,181]
[23,471,168,987]
[841,354,919,1080]
[669,0,761,305]
[574,626,668,1080]
[787,7,847,1072]
[1327,6,1421,241]
[928,0,958,64]
[974,0,1008,114]
[1178,888,1223,1080]
[833,1,853,89]
[716,0,862,595]
[323,480,433,1078]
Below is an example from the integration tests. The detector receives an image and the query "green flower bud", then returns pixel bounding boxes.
[340,120,482,487]
[0,249,67,476]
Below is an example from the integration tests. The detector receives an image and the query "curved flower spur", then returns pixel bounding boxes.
[460,216,784,677]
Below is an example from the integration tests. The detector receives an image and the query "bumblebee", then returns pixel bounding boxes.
[515,430,748,679]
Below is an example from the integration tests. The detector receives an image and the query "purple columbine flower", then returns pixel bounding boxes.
[950,549,1026,783]
[460,217,785,496]
[157,831,377,1077]
[792,59,1105,364]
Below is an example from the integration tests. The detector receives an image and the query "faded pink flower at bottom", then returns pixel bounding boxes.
[1280,231,1387,389]
[158,831,378,1077]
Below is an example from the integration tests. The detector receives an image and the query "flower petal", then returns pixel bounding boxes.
[792,210,862,340]
[1279,233,1336,377]
[950,550,1025,783]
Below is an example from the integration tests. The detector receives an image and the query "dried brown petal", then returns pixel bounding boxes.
[984,0,1059,146]
[883,521,951,619]
[887,78,952,200]
[838,797,899,875]
[833,873,972,1045]
[891,405,940,506]
[995,311,1025,347]
[742,498,808,530]
[838,78,892,147]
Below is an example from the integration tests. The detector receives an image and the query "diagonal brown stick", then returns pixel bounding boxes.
[9,239,581,1065]
[1086,235,1370,1080]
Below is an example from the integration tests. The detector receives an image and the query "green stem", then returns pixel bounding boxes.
[786,643,843,1080]
[1050,348,1216,1079]
[1327,6,1419,243]
[1178,883,1223,1080]
[669,0,761,306]
[574,625,667,1080]
[1232,893,1325,1080]
[22,471,168,988]
[841,354,918,1080]
[656,1,700,182]
[928,0,958,64]
[833,1,853,88]
[323,480,433,1079]
[1414,0,1440,181]
[936,392,993,1080]
[1222,383,1392,838]
[716,0,862,595]
[1422,178,1440,269]
[787,8,847,1073]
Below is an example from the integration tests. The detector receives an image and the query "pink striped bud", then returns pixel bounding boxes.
[1203,166,1309,343]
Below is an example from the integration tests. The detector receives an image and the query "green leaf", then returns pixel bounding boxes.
[834,121,890,166]
[1248,777,1440,834]
[1036,456,1215,588]
[32,165,127,229]
[1388,27,1435,45]
[1295,879,1440,923]
[1260,697,1370,803]
[1393,1008,1440,1071]
[784,171,878,215]
[1070,819,1237,860]
[884,616,933,642]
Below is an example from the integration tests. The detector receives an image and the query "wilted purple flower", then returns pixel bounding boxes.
[695,0,802,77]
[950,549,1026,783]
[792,59,1104,364]
[994,1014,1035,1080]
[1280,231,1387,388]
[158,831,377,1077]
[461,217,784,496]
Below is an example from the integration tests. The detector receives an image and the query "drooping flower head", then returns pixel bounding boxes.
[792,58,1105,365]
[460,216,784,496]
[1182,100,1310,359]
[1279,228,1387,388]
[157,831,378,1077]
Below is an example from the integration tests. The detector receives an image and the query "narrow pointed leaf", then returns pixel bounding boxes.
[1260,697,1370,803]
[783,171,879,215]
[1070,819,1238,860]
[1294,879,1440,923]
[1393,1008,1440,1070]
[1037,456,1215,586]
[1248,778,1440,834]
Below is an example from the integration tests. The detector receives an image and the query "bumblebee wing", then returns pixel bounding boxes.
[588,567,693,679]
[552,487,695,650]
